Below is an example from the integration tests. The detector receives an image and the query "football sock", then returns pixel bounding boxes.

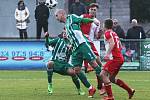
[77,71,91,88]
[47,68,53,83]
[93,66,101,76]
[115,79,132,93]
[71,75,80,89]
[48,83,52,94]
[105,82,113,97]
[96,75,103,89]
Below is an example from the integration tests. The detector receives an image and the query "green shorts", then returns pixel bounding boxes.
[53,60,73,75]
[71,42,96,67]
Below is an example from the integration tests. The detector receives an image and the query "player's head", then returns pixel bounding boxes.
[55,9,66,23]
[58,30,68,39]
[88,3,99,17]
[104,19,113,29]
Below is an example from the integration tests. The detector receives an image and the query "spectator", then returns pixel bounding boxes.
[126,19,146,60]
[69,0,87,16]
[126,19,146,39]
[112,19,125,39]
[15,0,30,39]
[35,0,49,39]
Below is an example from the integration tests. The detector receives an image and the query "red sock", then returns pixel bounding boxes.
[116,79,132,93]
[105,83,113,97]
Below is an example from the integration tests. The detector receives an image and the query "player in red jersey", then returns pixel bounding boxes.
[80,3,102,72]
[80,3,105,95]
[100,19,135,100]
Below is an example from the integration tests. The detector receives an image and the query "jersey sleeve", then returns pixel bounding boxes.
[105,31,112,41]
[72,14,93,23]
[45,37,59,47]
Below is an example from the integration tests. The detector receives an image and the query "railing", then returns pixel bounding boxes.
[97,39,150,71]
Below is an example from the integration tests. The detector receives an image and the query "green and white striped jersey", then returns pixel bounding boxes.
[65,14,93,51]
[45,37,71,62]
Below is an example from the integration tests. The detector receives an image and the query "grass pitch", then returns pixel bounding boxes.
[0,71,149,100]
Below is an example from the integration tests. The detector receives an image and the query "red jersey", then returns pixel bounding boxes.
[104,30,123,59]
[80,14,93,37]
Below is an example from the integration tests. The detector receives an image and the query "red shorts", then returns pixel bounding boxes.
[89,41,99,56]
[103,59,124,76]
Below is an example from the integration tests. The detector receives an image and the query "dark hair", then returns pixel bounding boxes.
[18,1,25,10]
[89,3,99,9]
[104,19,113,29]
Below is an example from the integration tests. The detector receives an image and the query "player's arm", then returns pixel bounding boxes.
[72,14,93,24]
[104,36,115,61]
[105,37,115,56]
[81,17,100,26]
[45,32,58,46]
[104,31,115,56]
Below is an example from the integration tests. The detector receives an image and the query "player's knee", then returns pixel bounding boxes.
[73,67,81,74]
[46,61,54,69]
[100,70,107,79]
[89,60,98,68]
[67,68,76,76]
[109,76,116,83]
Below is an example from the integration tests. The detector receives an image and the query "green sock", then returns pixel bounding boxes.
[47,68,53,83]
[48,83,52,94]
[77,71,91,88]
[94,66,101,76]
[71,75,80,89]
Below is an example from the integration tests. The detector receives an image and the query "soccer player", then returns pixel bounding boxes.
[80,3,101,72]
[100,19,135,100]
[55,9,102,98]
[80,3,105,95]
[45,32,95,96]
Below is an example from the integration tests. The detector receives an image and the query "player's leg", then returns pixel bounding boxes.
[77,70,91,88]
[83,60,93,73]
[109,67,135,99]
[65,64,85,95]
[71,48,96,98]
[100,69,114,100]
[46,61,54,94]
[89,41,105,95]
[74,66,96,98]
[80,43,104,96]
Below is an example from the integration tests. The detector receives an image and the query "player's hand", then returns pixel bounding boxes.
[44,32,49,37]
[95,30,103,39]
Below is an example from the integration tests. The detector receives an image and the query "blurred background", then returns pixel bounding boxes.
[0,0,150,38]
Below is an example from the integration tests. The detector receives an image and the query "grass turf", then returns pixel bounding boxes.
[0,71,149,100]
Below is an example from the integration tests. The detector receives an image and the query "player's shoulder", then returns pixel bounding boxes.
[104,30,115,39]
[104,30,111,35]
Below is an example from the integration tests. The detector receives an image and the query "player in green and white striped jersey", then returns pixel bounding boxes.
[55,9,102,98]
[45,32,94,96]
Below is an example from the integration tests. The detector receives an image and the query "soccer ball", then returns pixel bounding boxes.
[46,0,58,9]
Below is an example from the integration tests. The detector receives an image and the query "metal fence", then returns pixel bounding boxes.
[0,39,150,71]
[97,39,150,71]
